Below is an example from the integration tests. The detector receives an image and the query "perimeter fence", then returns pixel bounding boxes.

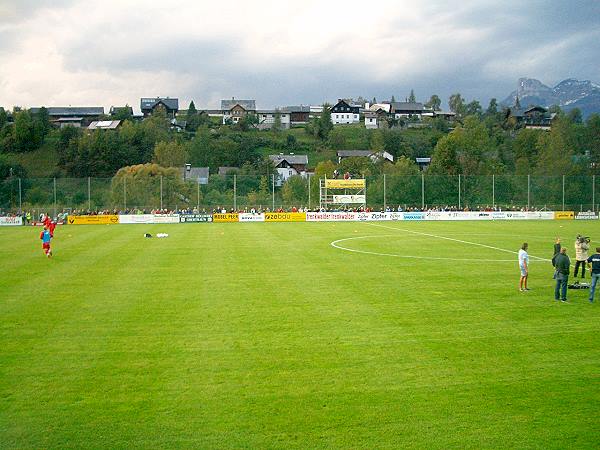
[1,174,598,215]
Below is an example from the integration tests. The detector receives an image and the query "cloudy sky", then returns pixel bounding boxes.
[1,0,599,112]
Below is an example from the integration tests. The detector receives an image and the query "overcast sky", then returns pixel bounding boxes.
[1,0,599,112]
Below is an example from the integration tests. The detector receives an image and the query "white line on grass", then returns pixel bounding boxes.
[365,222,551,262]
[331,234,519,262]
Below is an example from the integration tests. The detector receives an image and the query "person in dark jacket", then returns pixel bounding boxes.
[552,237,561,267]
[554,247,570,302]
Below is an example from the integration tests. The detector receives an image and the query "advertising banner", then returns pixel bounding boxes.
[264,212,307,222]
[356,212,388,221]
[152,214,180,224]
[554,211,575,220]
[575,212,599,220]
[68,215,119,225]
[527,211,555,220]
[306,212,357,221]
[324,179,366,189]
[179,214,213,222]
[402,212,426,221]
[119,214,154,224]
[0,216,23,226]
[332,195,366,204]
[213,213,239,223]
[239,213,265,222]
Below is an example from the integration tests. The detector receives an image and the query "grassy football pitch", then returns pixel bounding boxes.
[1,220,599,449]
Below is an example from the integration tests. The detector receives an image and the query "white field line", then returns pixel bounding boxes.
[331,235,517,262]
[365,222,551,262]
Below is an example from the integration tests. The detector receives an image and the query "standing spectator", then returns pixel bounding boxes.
[518,243,529,292]
[587,246,600,303]
[551,237,561,268]
[554,247,570,302]
[574,235,590,279]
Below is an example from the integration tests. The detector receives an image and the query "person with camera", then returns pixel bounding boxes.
[554,247,570,302]
[587,247,600,303]
[574,235,590,279]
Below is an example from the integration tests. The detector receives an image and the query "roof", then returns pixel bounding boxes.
[390,102,424,112]
[109,106,133,115]
[30,107,104,116]
[269,154,309,166]
[369,103,391,113]
[337,150,373,158]
[524,106,547,114]
[279,105,311,113]
[140,97,179,111]
[181,166,209,184]
[221,99,256,110]
[363,111,378,118]
[88,120,121,130]
[415,157,432,163]
[218,166,239,176]
[256,110,289,114]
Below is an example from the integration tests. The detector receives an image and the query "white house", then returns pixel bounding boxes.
[269,154,309,184]
[331,99,360,124]
[256,110,291,130]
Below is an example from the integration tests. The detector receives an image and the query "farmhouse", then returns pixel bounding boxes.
[140,97,179,118]
[331,99,360,124]
[269,154,309,182]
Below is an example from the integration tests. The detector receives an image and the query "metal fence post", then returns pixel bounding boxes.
[593,175,596,212]
[88,176,91,211]
[233,174,237,211]
[18,178,22,212]
[527,174,530,210]
[492,174,495,208]
[383,173,386,211]
[53,177,57,218]
[562,175,565,211]
[421,173,425,210]
[308,173,311,210]
[197,180,200,210]
[458,174,461,209]
[160,175,163,210]
[272,174,275,211]
[123,176,127,211]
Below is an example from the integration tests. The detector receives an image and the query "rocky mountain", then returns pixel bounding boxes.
[501,78,600,118]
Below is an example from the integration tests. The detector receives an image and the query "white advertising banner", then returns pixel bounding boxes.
[239,213,265,222]
[332,195,366,204]
[152,214,180,224]
[575,212,599,220]
[356,212,388,221]
[0,216,23,226]
[119,214,180,224]
[306,212,358,222]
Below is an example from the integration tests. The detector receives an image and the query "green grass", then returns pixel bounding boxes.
[1,220,599,449]
[10,142,61,178]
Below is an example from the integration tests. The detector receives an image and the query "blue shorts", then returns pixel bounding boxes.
[520,265,527,276]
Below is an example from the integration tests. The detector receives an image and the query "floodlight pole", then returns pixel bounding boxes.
[88,176,91,211]
[562,175,565,211]
[197,180,200,210]
[18,178,22,213]
[307,173,311,210]
[123,177,127,211]
[272,174,275,211]
[593,175,596,212]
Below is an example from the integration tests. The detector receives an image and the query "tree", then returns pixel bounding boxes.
[585,114,600,175]
[282,175,307,206]
[567,108,583,124]
[408,89,416,103]
[14,110,35,152]
[237,113,259,132]
[272,110,282,132]
[153,141,189,167]
[317,104,333,141]
[448,93,466,117]
[370,130,385,153]
[486,98,498,115]
[0,107,7,129]
[465,100,482,117]
[112,105,133,121]
[425,95,441,111]
[391,95,396,103]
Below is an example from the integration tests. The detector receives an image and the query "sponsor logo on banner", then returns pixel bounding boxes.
[306,212,357,221]
[119,214,154,224]
[356,212,388,221]
[492,212,507,220]
[324,179,366,189]
[388,212,403,221]
[0,216,23,226]
[68,215,119,225]
[213,213,239,223]
[239,213,265,222]
[554,211,575,220]
[332,195,366,204]
[264,212,307,222]
[575,211,599,220]
[152,214,180,224]
[505,212,528,220]
[526,211,555,220]
[403,212,425,221]
[179,214,213,222]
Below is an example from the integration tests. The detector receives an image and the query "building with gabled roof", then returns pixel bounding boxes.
[181,164,209,185]
[269,154,309,183]
[140,97,179,118]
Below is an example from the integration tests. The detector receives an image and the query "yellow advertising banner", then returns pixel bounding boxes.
[325,179,366,189]
[554,211,574,220]
[264,212,307,222]
[213,213,239,223]
[67,215,119,225]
